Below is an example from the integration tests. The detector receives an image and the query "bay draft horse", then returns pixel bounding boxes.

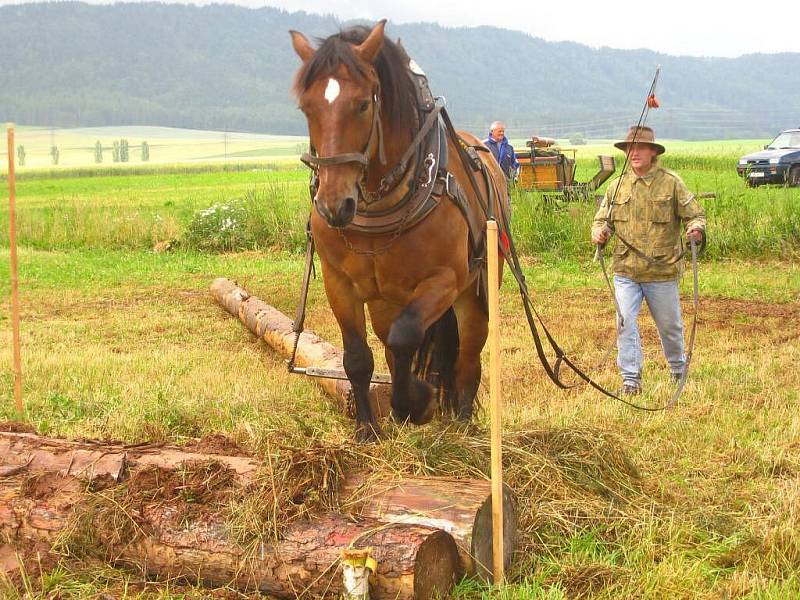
[290,20,510,442]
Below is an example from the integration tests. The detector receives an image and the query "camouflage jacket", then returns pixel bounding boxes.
[592,164,706,282]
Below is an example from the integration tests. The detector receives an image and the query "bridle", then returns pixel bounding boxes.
[299,81,388,206]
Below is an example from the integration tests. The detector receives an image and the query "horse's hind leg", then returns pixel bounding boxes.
[387,275,459,425]
[453,289,489,421]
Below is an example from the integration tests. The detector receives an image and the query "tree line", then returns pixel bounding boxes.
[1,3,798,139]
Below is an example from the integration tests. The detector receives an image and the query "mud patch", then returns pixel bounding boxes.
[184,433,250,457]
[0,541,57,588]
[0,421,36,434]
[20,472,82,501]
[57,461,239,562]
[700,297,800,337]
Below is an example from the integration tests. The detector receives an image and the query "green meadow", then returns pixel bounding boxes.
[1,138,800,598]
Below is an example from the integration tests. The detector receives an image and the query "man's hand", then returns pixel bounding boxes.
[592,227,611,245]
[686,227,703,243]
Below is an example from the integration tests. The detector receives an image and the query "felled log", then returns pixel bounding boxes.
[0,431,459,599]
[131,512,460,599]
[210,277,392,419]
[341,474,518,581]
[0,431,259,485]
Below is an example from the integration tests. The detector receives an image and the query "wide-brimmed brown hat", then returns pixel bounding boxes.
[614,126,665,155]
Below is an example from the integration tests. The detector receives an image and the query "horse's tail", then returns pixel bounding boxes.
[413,306,459,415]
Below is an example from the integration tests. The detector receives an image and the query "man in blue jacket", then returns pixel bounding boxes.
[484,121,519,180]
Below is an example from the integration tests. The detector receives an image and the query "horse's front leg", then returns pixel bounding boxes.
[388,269,459,425]
[323,270,380,442]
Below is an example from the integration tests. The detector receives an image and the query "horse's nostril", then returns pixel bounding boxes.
[315,199,333,221]
[327,196,356,227]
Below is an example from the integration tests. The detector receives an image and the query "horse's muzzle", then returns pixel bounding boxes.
[316,195,356,228]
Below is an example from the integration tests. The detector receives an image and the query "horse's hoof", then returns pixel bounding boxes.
[390,394,411,423]
[354,422,382,443]
[391,410,411,424]
[454,421,483,437]
[456,407,473,422]
[409,379,435,425]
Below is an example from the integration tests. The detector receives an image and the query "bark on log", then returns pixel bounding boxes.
[0,432,518,575]
[210,277,392,419]
[341,474,518,581]
[0,431,259,486]
[0,432,460,599]
[129,512,459,599]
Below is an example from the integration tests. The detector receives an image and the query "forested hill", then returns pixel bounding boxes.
[1,2,799,139]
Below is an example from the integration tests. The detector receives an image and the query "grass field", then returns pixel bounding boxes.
[1,142,800,598]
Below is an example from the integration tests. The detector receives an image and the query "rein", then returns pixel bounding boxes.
[439,103,684,411]
[588,65,702,408]
[292,58,698,410]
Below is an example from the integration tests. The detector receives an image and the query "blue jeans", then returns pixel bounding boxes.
[614,275,686,386]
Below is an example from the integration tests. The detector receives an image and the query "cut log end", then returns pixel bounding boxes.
[471,483,519,582]
[413,529,462,599]
[340,475,520,578]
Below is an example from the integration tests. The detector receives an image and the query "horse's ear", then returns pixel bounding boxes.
[354,19,387,64]
[289,30,314,63]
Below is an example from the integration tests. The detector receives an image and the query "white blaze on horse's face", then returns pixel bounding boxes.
[324,78,341,104]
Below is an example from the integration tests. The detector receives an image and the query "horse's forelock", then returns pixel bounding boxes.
[293,32,367,97]
[293,25,418,134]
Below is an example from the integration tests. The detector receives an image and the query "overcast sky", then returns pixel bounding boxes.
[3,0,799,58]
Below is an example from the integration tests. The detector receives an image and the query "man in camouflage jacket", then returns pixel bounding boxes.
[591,126,706,395]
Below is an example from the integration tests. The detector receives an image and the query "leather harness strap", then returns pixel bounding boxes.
[300,87,386,172]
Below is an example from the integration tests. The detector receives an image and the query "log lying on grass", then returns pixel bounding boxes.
[341,474,518,581]
[133,512,460,599]
[0,431,491,598]
[210,277,392,419]
[0,431,261,484]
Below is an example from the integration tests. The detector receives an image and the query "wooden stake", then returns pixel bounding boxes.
[6,123,23,414]
[486,219,504,585]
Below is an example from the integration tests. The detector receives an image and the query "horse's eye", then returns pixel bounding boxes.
[358,101,370,114]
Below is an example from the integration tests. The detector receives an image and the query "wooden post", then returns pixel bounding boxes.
[6,123,23,415]
[486,219,504,585]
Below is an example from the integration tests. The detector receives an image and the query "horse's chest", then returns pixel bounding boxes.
[338,256,417,305]
[349,269,381,301]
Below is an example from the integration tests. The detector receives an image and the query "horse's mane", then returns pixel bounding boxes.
[293,26,419,134]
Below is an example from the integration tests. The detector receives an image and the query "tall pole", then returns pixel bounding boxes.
[6,123,23,414]
[486,219,504,585]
